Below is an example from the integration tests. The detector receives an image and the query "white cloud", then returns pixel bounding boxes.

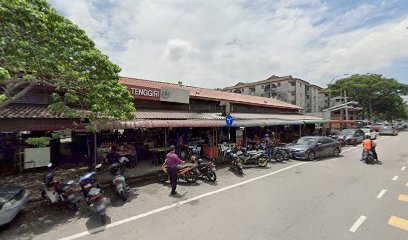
[49,0,408,88]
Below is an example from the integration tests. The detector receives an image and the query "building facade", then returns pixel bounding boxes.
[223,75,321,113]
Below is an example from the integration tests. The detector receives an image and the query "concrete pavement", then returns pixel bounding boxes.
[1,132,408,240]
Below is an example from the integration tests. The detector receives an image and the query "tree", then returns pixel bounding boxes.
[330,74,408,121]
[0,0,135,126]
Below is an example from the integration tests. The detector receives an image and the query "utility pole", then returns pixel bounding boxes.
[344,90,349,121]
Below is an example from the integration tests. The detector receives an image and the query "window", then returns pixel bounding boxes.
[249,87,255,92]
[289,81,296,86]
[261,84,265,89]
[277,82,281,87]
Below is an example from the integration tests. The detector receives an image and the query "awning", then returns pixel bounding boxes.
[303,120,329,124]
[98,120,224,130]
[228,119,304,127]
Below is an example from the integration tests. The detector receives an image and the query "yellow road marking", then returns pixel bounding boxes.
[398,194,408,203]
[406,182,408,187]
[388,216,408,231]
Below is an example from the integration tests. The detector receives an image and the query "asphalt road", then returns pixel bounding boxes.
[2,132,408,240]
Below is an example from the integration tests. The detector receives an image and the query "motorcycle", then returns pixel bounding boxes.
[79,164,110,223]
[236,148,268,167]
[329,135,346,147]
[190,156,217,182]
[271,147,290,162]
[41,163,80,211]
[362,149,375,164]
[109,157,130,201]
[157,162,199,183]
[227,150,243,175]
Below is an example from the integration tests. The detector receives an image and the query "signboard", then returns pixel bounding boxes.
[128,86,160,101]
[160,86,190,104]
[126,85,190,104]
[226,115,234,126]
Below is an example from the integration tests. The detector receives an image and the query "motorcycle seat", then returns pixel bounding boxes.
[177,163,195,170]
[88,188,102,197]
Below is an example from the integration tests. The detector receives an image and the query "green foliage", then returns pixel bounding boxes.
[26,137,51,147]
[0,0,135,123]
[330,74,408,120]
[0,67,11,82]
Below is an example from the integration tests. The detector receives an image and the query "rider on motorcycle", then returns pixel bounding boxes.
[362,135,378,161]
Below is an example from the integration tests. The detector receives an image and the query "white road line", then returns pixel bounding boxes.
[401,166,406,171]
[349,216,367,233]
[340,136,391,154]
[393,176,399,181]
[58,162,309,240]
[376,189,387,199]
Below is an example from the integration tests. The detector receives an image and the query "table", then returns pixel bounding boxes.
[150,147,172,166]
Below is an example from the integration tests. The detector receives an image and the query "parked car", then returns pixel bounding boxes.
[360,128,378,140]
[0,185,30,226]
[379,126,398,136]
[285,136,341,161]
[337,129,366,145]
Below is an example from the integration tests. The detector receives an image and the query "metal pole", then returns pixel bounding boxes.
[344,90,349,122]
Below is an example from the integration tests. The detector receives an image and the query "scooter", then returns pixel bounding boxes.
[157,162,199,183]
[109,157,130,201]
[41,163,80,211]
[79,164,110,223]
[271,147,290,162]
[362,149,375,164]
[236,148,268,167]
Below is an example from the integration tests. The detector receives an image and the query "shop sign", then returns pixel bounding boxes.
[128,86,161,101]
[160,86,190,104]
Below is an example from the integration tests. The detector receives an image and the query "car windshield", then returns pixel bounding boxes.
[296,137,317,145]
[340,129,355,135]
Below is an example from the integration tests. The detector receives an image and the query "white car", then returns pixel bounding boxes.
[361,128,378,139]
[0,185,30,226]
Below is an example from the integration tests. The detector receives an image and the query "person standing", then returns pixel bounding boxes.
[264,134,274,160]
[124,142,137,167]
[166,145,184,195]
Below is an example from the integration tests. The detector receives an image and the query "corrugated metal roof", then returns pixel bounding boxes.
[120,77,302,110]
[0,104,66,119]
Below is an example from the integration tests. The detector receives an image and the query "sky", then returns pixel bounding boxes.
[48,0,408,89]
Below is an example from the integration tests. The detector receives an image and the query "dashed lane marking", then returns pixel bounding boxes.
[393,176,399,181]
[401,166,406,171]
[376,189,387,199]
[349,216,367,233]
[388,216,408,232]
[398,194,408,203]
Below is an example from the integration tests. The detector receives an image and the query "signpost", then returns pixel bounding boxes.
[226,115,234,126]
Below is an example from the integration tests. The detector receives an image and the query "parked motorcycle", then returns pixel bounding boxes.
[109,157,130,201]
[236,148,268,167]
[157,162,199,183]
[190,157,217,182]
[41,163,80,211]
[272,147,290,162]
[79,164,110,223]
[329,135,346,147]
[227,150,243,175]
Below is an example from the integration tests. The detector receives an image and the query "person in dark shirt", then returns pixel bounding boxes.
[166,145,184,195]
[106,146,121,164]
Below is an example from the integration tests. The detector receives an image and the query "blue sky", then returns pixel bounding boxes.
[49,0,408,88]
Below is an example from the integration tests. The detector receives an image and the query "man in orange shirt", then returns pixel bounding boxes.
[362,135,378,161]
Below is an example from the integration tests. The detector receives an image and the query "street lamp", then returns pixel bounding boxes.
[328,74,348,133]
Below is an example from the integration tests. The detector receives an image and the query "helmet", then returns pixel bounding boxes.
[192,148,198,154]
[265,134,269,137]
[365,134,371,139]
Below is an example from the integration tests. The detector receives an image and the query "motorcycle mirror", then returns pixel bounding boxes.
[67,180,75,185]
[95,163,102,169]
[47,163,53,168]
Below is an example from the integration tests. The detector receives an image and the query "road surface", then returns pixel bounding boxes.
[1,132,408,240]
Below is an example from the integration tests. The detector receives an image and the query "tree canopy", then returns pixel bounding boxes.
[0,0,135,125]
[330,74,408,121]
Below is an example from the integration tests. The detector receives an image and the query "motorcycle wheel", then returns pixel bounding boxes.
[236,165,243,175]
[206,170,217,182]
[157,170,168,183]
[100,213,107,224]
[119,190,128,201]
[67,202,78,211]
[257,157,268,167]
[274,153,284,162]
[185,170,198,183]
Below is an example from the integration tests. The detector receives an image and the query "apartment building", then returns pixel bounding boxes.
[223,75,321,112]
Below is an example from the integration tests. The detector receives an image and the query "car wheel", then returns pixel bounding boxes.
[307,151,315,161]
[333,148,340,157]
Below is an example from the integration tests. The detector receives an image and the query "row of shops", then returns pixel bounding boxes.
[0,77,355,174]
